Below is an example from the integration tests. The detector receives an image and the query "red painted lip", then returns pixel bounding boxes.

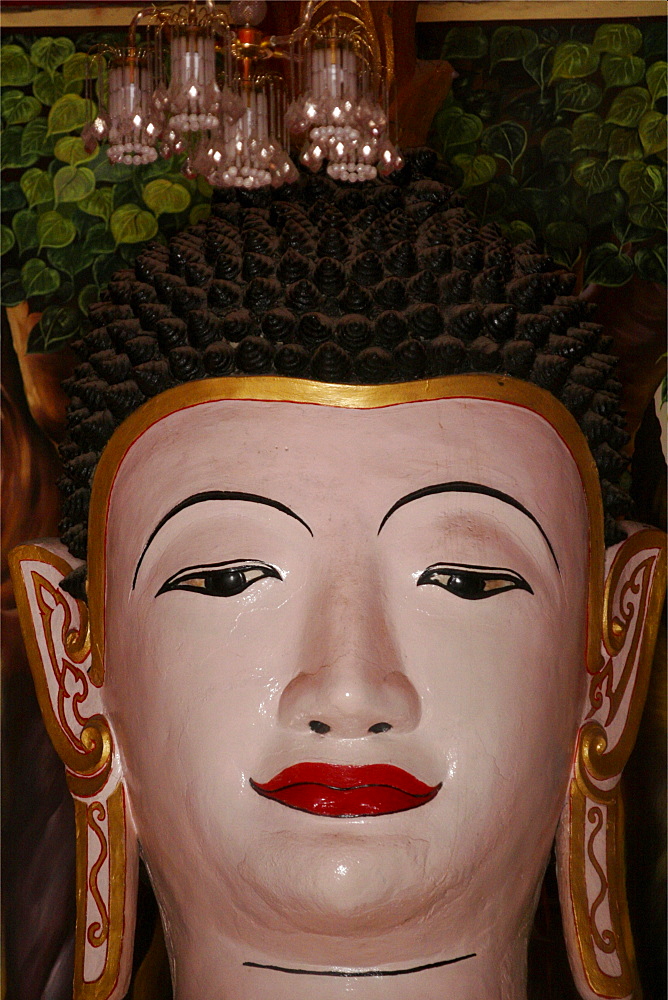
[250,763,441,817]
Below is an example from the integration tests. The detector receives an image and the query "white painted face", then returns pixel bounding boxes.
[103,394,591,991]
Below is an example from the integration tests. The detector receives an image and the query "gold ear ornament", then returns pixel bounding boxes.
[9,543,137,1000]
[564,527,666,1000]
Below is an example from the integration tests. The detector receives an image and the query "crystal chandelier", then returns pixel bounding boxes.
[82,1,401,190]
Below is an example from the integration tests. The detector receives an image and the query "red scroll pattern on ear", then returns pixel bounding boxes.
[31,572,112,796]
[563,527,666,1000]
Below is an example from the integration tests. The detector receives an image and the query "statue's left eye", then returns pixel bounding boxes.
[417,564,533,600]
[157,562,281,598]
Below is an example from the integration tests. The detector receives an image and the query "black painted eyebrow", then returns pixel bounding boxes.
[132,490,312,589]
[377,481,559,572]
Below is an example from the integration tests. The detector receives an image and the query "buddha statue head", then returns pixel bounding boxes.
[10,153,665,1000]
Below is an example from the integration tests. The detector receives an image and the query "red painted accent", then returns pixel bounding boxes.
[250,763,441,817]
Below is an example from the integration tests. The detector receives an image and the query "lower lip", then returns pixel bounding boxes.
[250,764,441,817]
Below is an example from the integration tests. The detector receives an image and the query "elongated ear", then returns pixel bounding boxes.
[9,539,138,1000]
[556,523,666,1000]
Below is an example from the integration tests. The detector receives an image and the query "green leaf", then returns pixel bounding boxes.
[37,210,76,250]
[612,218,654,244]
[1,268,25,307]
[30,37,75,73]
[646,60,667,103]
[78,283,99,314]
[545,221,588,250]
[94,158,134,183]
[452,153,497,190]
[1,181,26,213]
[79,187,113,223]
[490,26,538,71]
[438,110,484,152]
[441,26,488,60]
[480,121,527,170]
[12,210,38,255]
[584,244,634,287]
[110,203,158,245]
[571,113,612,153]
[593,23,642,57]
[20,167,54,208]
[601,54,645,89]
[502,220,536,246]
[572,157,619,196]
[619,161,665,205]
[1,90,42,125]
[142,178,192,216]
[21,118,55,159]
[1,125,37,169]
[605,87,651,127]
[93,251,126,288]
[1,224,15,256]
[628,200,666,231]
[540,127,573,164]
[635,244,666,284]
[63,52,98,84]
[47,241,90,279]
[550,42,599,83]
[84,223,115,256]
[47,94,92,136]
[0,44,34,87]
[29,304,81,353]
[53,165,96,205]
[196,175,213,199]
[638,110,667,156]
[189,204,211,226]
[32,70,65,107]
[522,45,555,88]
[607,126,643,162]
[54,135,96,165]
[21,257,61,298]
[572,187,625,229]
[556,81,602,114]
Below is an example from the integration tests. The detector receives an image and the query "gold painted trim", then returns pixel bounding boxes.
[8,544,112,796]
[585,529,666,782]
[569,777,637,998]
[569,527,666,999]
[87,374,605,689]
[416,2,665,21]
[74,784,127,1000]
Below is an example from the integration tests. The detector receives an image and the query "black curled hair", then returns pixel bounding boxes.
[58,150,631,600]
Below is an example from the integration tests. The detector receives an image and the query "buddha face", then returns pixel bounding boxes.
[98,383,594,994]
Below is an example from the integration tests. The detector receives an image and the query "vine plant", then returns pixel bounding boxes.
[0,34,213,352]
[431,20,666,287]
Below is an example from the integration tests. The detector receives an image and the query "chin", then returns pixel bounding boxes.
[236,826,459,939]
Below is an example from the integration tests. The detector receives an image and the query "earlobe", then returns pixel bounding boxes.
[9,539,138,1000]
[556,523,666,1000]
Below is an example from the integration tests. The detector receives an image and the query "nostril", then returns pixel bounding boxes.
[309,720,331,735]
[368,722,392,734]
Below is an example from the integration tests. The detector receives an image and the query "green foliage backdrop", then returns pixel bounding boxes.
[1,34,213,352]
[1,23,665,354]
[430,19,666,287]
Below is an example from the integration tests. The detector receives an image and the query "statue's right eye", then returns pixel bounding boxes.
[157,561,282,598]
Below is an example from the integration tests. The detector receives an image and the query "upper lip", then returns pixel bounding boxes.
[250,762,441,817]
[252,762,438,795]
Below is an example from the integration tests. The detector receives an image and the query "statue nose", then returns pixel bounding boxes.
[277,579,421,737]
[278,664,421,737]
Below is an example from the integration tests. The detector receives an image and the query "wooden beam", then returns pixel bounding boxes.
[416,1,666,22]
[1,0,664,28]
